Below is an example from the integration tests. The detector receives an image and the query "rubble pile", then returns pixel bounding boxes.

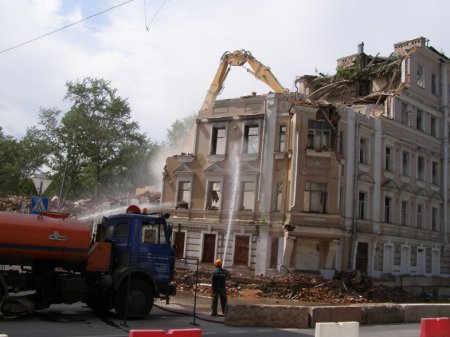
[175,268,423,304]
[0,189,162,216]
[255,271,420,304]
[0,196,28,212]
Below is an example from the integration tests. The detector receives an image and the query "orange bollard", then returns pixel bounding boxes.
[129,329,202,337]
[420,317,450,337]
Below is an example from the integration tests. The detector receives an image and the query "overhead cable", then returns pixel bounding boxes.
[0,0,134,55]
[144,0,170,31]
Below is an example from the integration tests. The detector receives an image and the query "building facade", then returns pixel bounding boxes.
[161,37,450,278]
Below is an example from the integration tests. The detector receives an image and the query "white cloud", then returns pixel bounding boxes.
[1,0,449,142]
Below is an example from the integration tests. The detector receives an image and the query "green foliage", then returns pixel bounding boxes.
[25,78,160,201]
[0,77,194,201]
[165,113,196,153]
[0,128,25,196]
[311,76,333,89]
[0,127,49,196]
[312,55,401,91]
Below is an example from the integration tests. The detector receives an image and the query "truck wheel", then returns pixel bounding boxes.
[114,279,154,318]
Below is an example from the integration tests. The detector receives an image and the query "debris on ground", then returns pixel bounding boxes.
[0,196,29,212]
[174,268,426,305]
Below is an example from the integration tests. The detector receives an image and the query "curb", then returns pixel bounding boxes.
[225,303,450,328]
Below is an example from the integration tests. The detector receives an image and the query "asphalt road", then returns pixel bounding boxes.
[0,303,421,337]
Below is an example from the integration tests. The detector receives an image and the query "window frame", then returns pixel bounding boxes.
[307,120,332,151]
[384,196,392,224]
[431,206,439,231]
[417,155,425,181]
[359,137,368,164]
[430,117,437,137]
[243,124,260,154]
[304,181,328,214]
[417,203,424,229]
[431,73,438,96]
[417,64,424,88]
[431,160,439,185]
[239,181,256,211]
[278,125,286,152]
[401,103,411,126]
[401,200,409,226]
[211,126,227,155]
[416,109,423,131]
[358,191,367,220]
[385,146,394,172]
[176,180,192,208]
[401,150,410,177]
[274,182,284,212]
[206,181,222,211]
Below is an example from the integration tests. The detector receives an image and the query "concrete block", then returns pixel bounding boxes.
[402,304,441,322]
[225,304,309,328]
[435,304,450,317]
[310,306,364,326]
[363,304,403,324]
[437,287,450,297]
[315,322,359,337]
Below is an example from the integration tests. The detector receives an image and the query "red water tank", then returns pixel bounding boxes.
[0,211,92,268]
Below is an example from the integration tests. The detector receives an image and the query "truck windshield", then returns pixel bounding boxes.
[141,221,166,245]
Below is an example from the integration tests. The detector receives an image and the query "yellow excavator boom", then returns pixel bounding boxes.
[200,49,287,111]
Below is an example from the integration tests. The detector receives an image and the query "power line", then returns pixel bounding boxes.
[144,0,170,31]
[0,0,134,55]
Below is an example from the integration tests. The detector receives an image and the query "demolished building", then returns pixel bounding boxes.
[161,37,450,281]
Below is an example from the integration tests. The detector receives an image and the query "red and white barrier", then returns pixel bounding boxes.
[420,317,450,337]
[129,329,202,337]
[314,321,359,337]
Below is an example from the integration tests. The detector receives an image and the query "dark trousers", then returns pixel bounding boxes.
[211,288,227,315]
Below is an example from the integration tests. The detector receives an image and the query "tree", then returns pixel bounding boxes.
[26,78,158,201]
[0,126,50,196]
[0,128,24,196]
[59,77,151,200]
[165,113,196,154]
[1,78,194,200]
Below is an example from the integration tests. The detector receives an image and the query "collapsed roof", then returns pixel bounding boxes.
[294,37,448,106]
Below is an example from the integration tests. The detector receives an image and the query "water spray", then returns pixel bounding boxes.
[222,144,240,268]
[78,201,174,222]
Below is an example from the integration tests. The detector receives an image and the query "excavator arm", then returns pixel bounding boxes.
[200,49,287,111]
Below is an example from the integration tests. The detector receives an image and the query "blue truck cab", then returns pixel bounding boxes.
[86,205,176,317]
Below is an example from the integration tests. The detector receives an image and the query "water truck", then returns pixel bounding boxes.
[0,205,176,317]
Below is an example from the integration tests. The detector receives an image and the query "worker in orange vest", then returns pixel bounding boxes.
[211,258,227,316]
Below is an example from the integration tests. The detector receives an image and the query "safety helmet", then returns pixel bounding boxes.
[215,258,223,266]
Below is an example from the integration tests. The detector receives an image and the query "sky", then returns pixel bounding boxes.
[1,0,449,143]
